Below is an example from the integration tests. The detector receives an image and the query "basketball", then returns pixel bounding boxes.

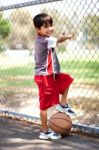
[48,111,72,136]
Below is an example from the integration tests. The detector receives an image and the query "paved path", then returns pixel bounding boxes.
[0,117,99,150]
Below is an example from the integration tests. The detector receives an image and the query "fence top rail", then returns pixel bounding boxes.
[0,0,62,11]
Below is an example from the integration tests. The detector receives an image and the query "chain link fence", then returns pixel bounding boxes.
[0,0,99,133]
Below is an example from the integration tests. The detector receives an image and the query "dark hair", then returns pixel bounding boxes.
[33,13,53,28]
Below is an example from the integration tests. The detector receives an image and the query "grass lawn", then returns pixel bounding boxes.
[61,59,99,84]
[0,58,99,88]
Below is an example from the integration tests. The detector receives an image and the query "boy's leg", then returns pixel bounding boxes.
[35,75,61,139]
[39,109,61,140]
[40,110,49,132]
[60,87,69,105]
[56,86,77,119]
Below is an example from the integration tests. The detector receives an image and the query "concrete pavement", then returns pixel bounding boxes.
[0,117,99,150]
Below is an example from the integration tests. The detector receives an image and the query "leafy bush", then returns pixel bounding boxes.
[0,13,11,52]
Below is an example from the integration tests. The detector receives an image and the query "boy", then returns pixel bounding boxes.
[33,13,76,140]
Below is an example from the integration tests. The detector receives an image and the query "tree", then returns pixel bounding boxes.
[8,9,34,50]
[82,14,99,47]
[0,13,11,51]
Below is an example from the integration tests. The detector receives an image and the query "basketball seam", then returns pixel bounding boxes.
[48,120,71,131]
[50,117,72,126]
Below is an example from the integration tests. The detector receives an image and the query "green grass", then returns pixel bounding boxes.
[0,60,99,88]
[0,64,34,87]
[0,65,33,76]
[61,60,99,83]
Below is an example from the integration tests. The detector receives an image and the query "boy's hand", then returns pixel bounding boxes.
[57,32,74,43]
[63,32,74,39]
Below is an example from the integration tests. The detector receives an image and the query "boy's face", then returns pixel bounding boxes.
[36,24,54,37]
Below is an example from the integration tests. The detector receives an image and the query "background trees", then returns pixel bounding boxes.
[0,13,11,52]
[81,14,99,48]
[8,9,34,50]
[1,8,98,52]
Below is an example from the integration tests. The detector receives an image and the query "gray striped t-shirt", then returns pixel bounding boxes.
[34,35,60,75]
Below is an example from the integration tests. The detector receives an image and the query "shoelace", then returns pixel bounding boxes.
[60,104,70,108]
[45,131,59,136]
[44,131,52,135]
[60,104,74,113]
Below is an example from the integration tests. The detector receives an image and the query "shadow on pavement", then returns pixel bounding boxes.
[0,117,99,150]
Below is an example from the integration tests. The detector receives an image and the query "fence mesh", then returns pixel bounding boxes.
[0,0,99,128]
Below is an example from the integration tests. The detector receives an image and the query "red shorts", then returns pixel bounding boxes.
[34,73,73,110]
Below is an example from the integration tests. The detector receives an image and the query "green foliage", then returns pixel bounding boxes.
[0,13,11,52]
[0,17,10,38]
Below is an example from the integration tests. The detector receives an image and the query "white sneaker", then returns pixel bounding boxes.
[56,104,77,119]
[39,130,62,140]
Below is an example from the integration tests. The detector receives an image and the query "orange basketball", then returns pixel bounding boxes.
[48,112,72,136]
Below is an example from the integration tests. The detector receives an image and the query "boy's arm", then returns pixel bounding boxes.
[57,33,74,43]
